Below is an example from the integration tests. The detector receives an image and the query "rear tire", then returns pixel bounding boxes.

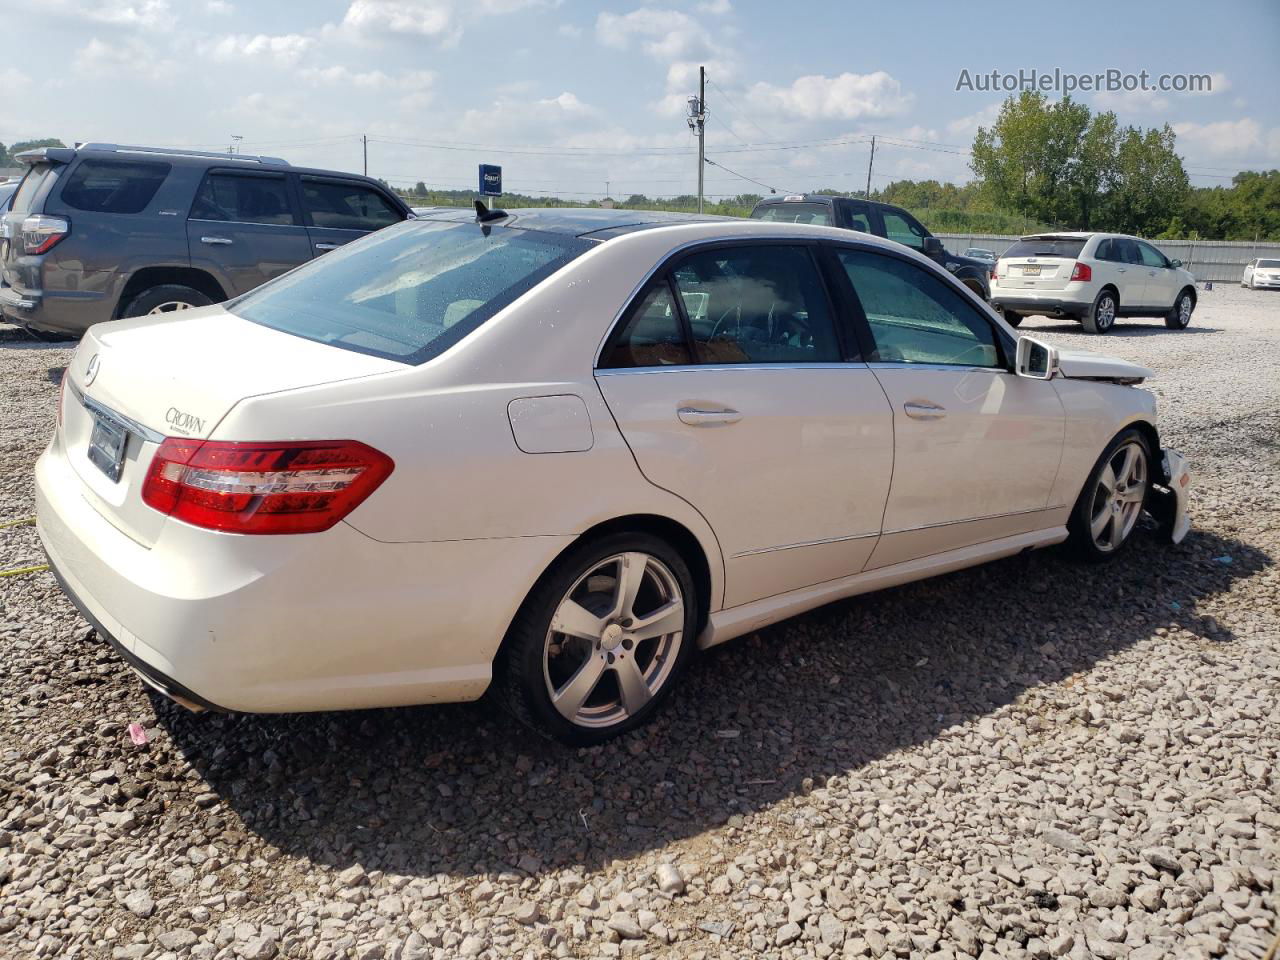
[121,284,213,318]
[1082,288,1117,334]
[1067,428,1151,562]
[1001,309,1023,328]
[1164,290,1194,330]
[496,531,698,746]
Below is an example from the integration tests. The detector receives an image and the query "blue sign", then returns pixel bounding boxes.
[478,164,502,197]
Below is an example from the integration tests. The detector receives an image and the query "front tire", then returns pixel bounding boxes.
[1081,289,1117,334]
[1164,290,1194,329]
[121,284,213,318]
[496,532,697,746]
[1001,309,1023,328]
[1067,428,1151,562]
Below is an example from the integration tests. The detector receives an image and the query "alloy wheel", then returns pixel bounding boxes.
[147,301,195,315]
[1096,295,1116,330]
[543,552,685,729]
[1177,296,1192,327]
[1089,441,1147,553]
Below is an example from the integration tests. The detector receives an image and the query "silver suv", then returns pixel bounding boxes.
[990,232,1197,334]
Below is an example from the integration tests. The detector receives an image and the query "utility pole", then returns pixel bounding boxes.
[864,135,876,200]
[362,135,368,176]
[687,67,707,213]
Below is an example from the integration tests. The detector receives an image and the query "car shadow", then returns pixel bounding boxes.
[1016,320,1221,337]
[153,526,1268,881]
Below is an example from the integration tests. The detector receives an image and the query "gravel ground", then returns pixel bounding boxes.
[1,286,1277,960]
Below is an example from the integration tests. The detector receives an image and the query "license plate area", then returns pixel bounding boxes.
[87,413,129,482]
[1022,265,1041,276]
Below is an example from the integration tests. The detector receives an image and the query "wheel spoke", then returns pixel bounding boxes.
[1108,513,1126,549]
[551,655,606,720]
[629,599,684,641]
[550,598,606,642]
[1117,446,1138,487]
[1119,486,1145,504]
[611,553,648,621]
[613,656,651,715]
[1097,464,1117,495]
[1091,509,1111,540]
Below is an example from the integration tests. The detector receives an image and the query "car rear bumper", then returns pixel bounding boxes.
[990,293,1089,316]
[1,283,107,335]
[35,438,573,713]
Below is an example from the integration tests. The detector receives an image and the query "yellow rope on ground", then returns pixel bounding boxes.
[0,517,36,529]
[0,563,49,578]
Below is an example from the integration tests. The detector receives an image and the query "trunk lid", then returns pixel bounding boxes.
[61,306,404,546]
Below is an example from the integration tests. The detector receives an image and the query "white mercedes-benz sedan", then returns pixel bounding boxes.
[36,207,1191,745]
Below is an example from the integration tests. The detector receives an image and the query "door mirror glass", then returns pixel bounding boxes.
[1015,336,1058,380]
[1170,258,1182,269]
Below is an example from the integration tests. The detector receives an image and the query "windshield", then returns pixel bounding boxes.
[1258,259,1280,269]
[1002,237,1087,259]
[751,203,833,226]
[232,220,591,364]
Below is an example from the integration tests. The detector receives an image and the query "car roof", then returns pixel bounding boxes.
[412,206,735,239]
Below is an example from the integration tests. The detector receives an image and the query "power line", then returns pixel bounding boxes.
[704,76,777,144]
[703,156,794,195]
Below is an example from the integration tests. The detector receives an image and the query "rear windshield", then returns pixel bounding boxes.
[1258,259,1280,269]
[751,203,833,226]
[1002,237,1087,259]
[60,158,170,214]
[231,220,592,364]
[10,165,55,215]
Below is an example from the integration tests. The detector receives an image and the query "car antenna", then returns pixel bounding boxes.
[474,199,508,223]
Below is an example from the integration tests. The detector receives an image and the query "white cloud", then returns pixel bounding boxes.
[557,23,582,37]
[46,0,171,28]
[205,0,232,13]
[342,0,454,37]
[1094,88,1170,114]
[946,102,1000,139]
[204,33,316,64]
[1189,72,1230,96]
[74,36,176,80]
[1172,118,1264,157]
[299,66,435,92]
[596,8,703,59]
[697,0,731,11]
[747,72,912,121]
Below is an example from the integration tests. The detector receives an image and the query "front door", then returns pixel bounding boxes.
[595,243,894,608]
[298,176,404,258]
[828,244,1064,569]
[187,169,311,297]
[1137,240,1178,310]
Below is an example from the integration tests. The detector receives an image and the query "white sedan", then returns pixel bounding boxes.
[36,208,1191,745]
[1242,258,1280,289]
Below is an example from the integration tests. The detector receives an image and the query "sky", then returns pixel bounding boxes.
[1,0,1277,201]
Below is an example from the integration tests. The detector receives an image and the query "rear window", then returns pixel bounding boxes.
[1002,237,1087,259]
[10,165,55,215]
[751,203,833,226]
[60,159,170,214]
[231,220,591,364]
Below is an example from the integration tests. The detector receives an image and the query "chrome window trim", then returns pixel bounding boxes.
[68,382,166,444]
[731,531,879,559]
[865,362,1008,374]
[187,217,307,230]
[596,361,874,377]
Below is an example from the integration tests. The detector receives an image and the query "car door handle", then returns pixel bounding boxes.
[1116,267,1126,273]
[200,236,232,246]
[315,242,341,251]
[904,402,946,420]
[677,406,742,426]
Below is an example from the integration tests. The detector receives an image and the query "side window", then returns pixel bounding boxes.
[60,159,170,215]
[845,205,871,232]
[599,280,692,369]
[671,245,842,364]
[1094,239,1113,261]
[880,210,927,251]
[1116,239,1142,265]
[1137,241,1168,268]
[836,248,1001,368]
[302,179,401,230]
[191,173,295,225]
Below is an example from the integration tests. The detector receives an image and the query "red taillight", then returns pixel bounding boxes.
[142,439,394,535]
[22,215,69,255]
[1069,261,1092,282]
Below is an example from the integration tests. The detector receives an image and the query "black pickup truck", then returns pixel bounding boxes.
[749,194,991,300]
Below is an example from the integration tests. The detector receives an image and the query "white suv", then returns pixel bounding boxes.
[990,232,1197,334]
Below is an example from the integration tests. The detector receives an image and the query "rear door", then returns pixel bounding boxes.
[298,176,404,257]
[595,242,894,608]
[186,169,311,297]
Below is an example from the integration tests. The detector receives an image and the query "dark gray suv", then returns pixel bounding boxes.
[0,143,412,336]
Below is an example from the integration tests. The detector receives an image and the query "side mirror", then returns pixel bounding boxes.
[922,236,944,259]
[1015,336,1058,380]
[1170,258,1182,268]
